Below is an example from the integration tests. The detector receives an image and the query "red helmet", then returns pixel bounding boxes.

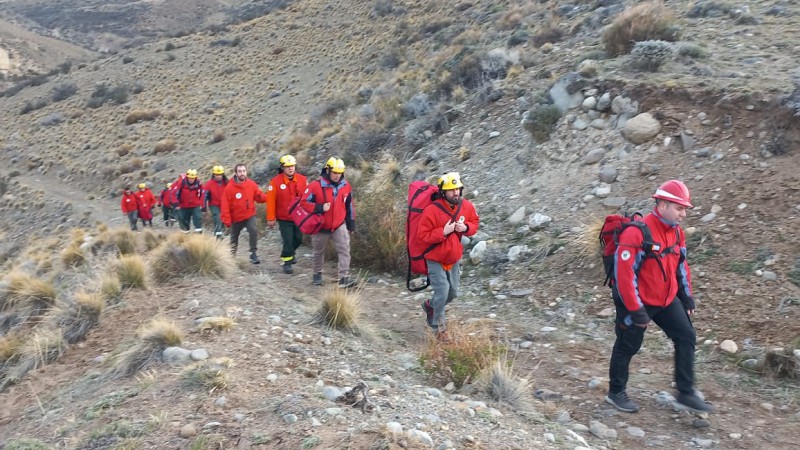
[653,180,693,208]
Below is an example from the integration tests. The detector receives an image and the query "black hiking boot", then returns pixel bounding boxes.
[250,252,260,264]
[283,261,294,274]
[676,392,715,413]
[605,391,640,413]
[312,273,323,286]
[338,277,356,288]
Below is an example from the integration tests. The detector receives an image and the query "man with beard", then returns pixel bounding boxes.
[416,172,479,341]
[221,164,267,264]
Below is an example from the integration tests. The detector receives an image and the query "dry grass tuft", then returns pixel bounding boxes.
[140,229,165,252]
[602,1,679,56]
[4,329,66,386]
[419,321,506,388]
[153,138,177,154]
[197,317,237,334]
[4,271,57,314]
[125,109,161,125]
[61,243,87,268]
[0,334,22,363]
[211,128,226,143]
[98,273,122,303]
[149,234,236,283]
[350,177,406,274]
[115,254,147,289]
[574,215,605,260]
[181,361,230,393]
[51,292,104,344]
[762,348,798,380]
[314,286,362,331]
[113,318,183,377]
[480,357,532,410]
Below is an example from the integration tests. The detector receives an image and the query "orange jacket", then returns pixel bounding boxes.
[203,177,228,207]
[120,192,138,213]
[220,178,266,225]
[417,198,479,266]
[302,176,354,232]
[135,189,157,209]
[266,172,308,221]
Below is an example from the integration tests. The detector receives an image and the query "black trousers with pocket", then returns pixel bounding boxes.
[608,287,697,396]
[278,219,303,261]
[230,216,258,254]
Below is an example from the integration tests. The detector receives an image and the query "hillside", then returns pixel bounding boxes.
[1,0,800,449]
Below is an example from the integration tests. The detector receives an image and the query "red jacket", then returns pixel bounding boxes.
[176,177,204,209]
[120,192,138,213]
[203,177,228,207]
[615,209,693,314]
[266,172,307,221]
[417,197,479,266]
[135,189,157,210]
[220,178,266,225]
[302,176,354,232]
[158,188,176,207]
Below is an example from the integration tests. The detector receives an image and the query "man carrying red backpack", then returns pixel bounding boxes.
[266,154,307,274]
[606,180,713,414]
[416,172,479,341]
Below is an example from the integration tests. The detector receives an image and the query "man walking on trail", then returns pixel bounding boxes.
[120,186,139,231]
[135,183,157,228]
[176,169,204,233]
[220,164,267,264]
[267,154,308,274]
[203,165,229,239]
[158,182,176,227]
[606,180,714,414]
[303,157,356,288]
[416,172,479,341]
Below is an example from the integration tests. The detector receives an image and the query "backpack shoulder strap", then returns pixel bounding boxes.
[431,200,462,221]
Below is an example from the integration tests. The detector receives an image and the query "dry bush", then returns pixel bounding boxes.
[2,329,66,389]
[52,292,104,344]
[762,348,798,380]
[197,317,237,333]
[115,254,147,289]
[0,334,22,363]
[419,321,505,388]
[125,109,161,125]
[99,273,122,303]
[574,215,605,260]
[153,138,177,154]
[350,173,406,274]
[532,25,564,48]
[211,129,226,143]
[4,271,57,316]
[149,234,236,283]
[140,229,165,252]
[181,361,230,393]
[495,4,537,30]
[116,143,133,157]
[480,357,532,410]
[111,228,139,255]
[314,287,362,331]
[113,318,183,377]
[61,243,87,268]
[602,1,679,56]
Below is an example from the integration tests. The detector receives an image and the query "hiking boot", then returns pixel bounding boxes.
[312,273,323,285]
[283,261,294,274]
[421,300,435,327]
[676,392,715,413]
[250,253,260,264]
[288,257,297,265]
[338,277,356,288]
[605,391,640,413]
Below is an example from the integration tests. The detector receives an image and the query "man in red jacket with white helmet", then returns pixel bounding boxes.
[221,164,267,264]
[417,172,479,341]
[606,180,713,414]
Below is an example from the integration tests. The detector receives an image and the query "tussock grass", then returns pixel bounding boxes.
[111,229,139,255]
[53,292,104,344]
[149,234,236,283]
[350,175,406,274]
[181,361,230,393]
[480,357,532,410]
[197,317,236,333]
[140,229,164,252]
[125,109,161,125]
[314,286,362,331]
[61,243,87,268]
[112,318,183,377]
[0,334,22,363]
[762,348,798,380]
[153,138,177,154]
[574,215,605,260]
[2,329,66,389]
[116,254,147,289]
[4,271,57,315]
[98,273,122,303]
[419,321,505,388]
[602,1,679,57]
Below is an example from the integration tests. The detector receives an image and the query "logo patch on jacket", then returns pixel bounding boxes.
[280,184,286,189]
[620,250,631,261]
[235,193,242,199]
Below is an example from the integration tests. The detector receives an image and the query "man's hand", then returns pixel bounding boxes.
[322,202,331,212]
[268,220,277,229]
[443,220,456,236]
[454,221,467,233]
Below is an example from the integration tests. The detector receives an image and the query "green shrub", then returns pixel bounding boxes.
[51,82,78,102]
[628,40,674,72]
[522,104,561,142]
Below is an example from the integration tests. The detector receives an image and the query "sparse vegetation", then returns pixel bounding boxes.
[116,254,148,289]
[98,273,122,303]
[419,322,505,388]
[20,99,49,115]
[481,358,531,410]
[3,438,52,450]
[153,138,177,154]
[677,43,709,59]
[87,83,130,108]
[629,40,674,72]
[602,1,680,56]
[113,318,183,377]
[197,317,236,333]
[181,361,229,393]
[350,169,406,273]
[149,234,236,283]
[522,103,562,142]
[2,329,66,389]
[314,287,362,331]
[51,82,78,102]
[53,292,104,343]
[125,109,161,125]
[4,271,57,316]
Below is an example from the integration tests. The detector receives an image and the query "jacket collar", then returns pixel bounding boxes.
[652,207,678,229]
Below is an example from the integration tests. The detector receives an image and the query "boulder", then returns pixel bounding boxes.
[622,113,662,144]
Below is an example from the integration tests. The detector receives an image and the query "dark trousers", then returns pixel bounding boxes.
[179,207,202,231]
[278,220,302,261]
[162,206,174,224]
[608,288,696,395]
[230,216,258,254]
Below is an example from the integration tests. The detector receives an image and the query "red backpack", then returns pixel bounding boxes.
[599,212,679,287]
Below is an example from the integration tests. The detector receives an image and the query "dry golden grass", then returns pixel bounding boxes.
[140,229,164,252]
[110,228,139,255]
[98,273,122,303]
[211,128,226,143]
[350,176,406,274]
[2,329,66,388]
[4,271,57,313]
[181,361,229,393]
[602,1,679,56]
[61,243,87,268]
[52,292,104,344]
[113,318,183,377]
[574,215,605,260]
[153,138,177,154]
[115,254,147,289]
[116,143,133,157]
[419,321,505,388]
[197,317,236,333]
[0,334,22,362]
[149,234,236,283]
[315,286,362,331]
[480,357,532,411]
[125,109,161,125]
[762,348,798,380]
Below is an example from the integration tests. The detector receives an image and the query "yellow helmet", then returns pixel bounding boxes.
[212,165,225,175]
[325,157,346,174]
[166,182,172,188]
[186,169,198,179]
[279,155,297,167]
[438,172,464,191]
[137,183,146,189]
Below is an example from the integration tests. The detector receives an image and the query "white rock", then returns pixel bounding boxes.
[596,307,613,318]
[528,213,552,230]
[540,326,558,332]
[719,339,738,354]
[622,113,661,144]
[582,96,597,110]
[461,132,472,147]
[544,432,556,442]
[190,348,209,361]
[162,346,192,365]
[508,206,526,225]
[626,427,646,438]
[508,245,529,262]
[469,241,487,264]
[700,213,716,223]
[323,386,342,401]
[729,433,742,439]
[711,204,723,214]
[407,429,434,447]
[266,373,278,383]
